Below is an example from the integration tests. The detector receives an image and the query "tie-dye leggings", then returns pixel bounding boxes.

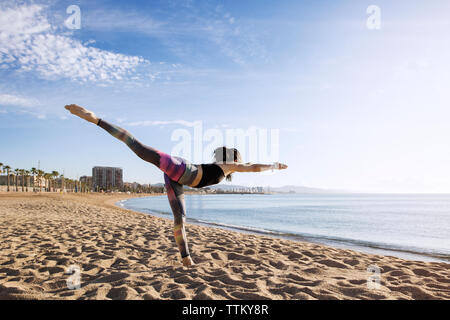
[97,119,197,258]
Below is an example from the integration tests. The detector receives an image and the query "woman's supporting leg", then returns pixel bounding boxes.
[97,118,191,258]
[97,119,186,182]
[164,174,190,258]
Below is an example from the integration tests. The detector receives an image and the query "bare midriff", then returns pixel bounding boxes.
[189,165,203,188]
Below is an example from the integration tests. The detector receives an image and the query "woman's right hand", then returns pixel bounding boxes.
[64,104,99,124]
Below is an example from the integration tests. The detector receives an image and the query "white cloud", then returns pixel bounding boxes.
[83,39,96,46]
[82,4,266,66]
[0,93,46,119]
[0,93,39,107]
[0,4,50,35]
[0,3,147,84]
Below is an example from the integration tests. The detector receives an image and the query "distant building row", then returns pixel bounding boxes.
[91,166,123,190]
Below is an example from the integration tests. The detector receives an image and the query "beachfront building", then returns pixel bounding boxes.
[92,166,123,191]
[0,175,46,190]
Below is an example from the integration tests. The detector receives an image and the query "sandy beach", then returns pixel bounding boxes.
[0,192,449,300]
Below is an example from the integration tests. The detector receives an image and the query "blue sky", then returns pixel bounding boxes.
[1,0,450,192]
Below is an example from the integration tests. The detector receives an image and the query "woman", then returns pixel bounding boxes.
[65,104,288,266]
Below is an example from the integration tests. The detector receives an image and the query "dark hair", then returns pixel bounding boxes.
[213,147,242,181]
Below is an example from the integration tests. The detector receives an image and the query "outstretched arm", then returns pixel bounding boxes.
[225,162,288,173]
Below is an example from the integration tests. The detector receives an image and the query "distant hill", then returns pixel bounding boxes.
[205,183,346,194]
[269,185,342,194]
[151,183,165,187]
[207,184,250,190]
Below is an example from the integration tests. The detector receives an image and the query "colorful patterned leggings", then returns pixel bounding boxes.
[97,119,197,258]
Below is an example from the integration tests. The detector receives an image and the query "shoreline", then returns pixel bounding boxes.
[118,194,450,264]
[1,192,449,300]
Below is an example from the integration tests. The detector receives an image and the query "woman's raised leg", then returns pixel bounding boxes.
[65,104,186,181]
[96,118,161,166]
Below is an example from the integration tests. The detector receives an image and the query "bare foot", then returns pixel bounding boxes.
[182,256,195,267]
[65,104,99,124]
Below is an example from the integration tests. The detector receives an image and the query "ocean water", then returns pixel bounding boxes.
[119,193,450,263]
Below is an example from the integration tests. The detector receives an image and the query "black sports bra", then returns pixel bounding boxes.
[194,164,225,188]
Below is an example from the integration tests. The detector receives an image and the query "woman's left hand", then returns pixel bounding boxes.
[273,162,288,170]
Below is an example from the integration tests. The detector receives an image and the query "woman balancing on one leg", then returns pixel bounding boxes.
[64,104,288,267]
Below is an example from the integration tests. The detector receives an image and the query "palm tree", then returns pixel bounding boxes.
[20,169,25,192]
[25,170,30,192]
[37,170,44,192]
[47,173,52,192]
[31,168,37,192]
[4,165,11,192]
[44,173,51,192]
[60,174,65,193]
[67,178,73,192]
[0,163,3,191]
[14,168,20,192]
[51,171,59,192]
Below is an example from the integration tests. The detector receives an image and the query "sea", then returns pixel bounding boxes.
[118,193,450,263]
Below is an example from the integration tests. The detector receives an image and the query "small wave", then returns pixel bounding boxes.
[187,218,281,235]
[182,218,450,262]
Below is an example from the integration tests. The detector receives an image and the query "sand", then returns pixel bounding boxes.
[0,192,449,300]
